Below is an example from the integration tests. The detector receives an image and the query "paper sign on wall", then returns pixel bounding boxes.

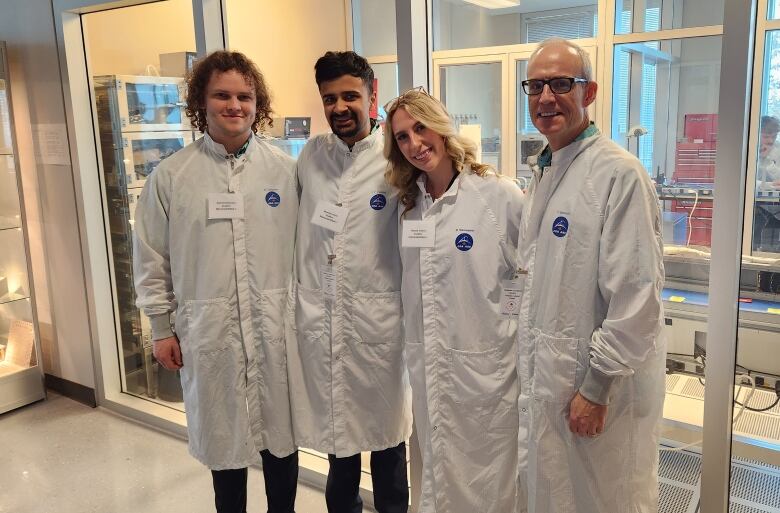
[5,319,34,367]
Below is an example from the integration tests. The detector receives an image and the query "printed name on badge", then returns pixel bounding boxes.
[311,200,349,233]
[402,219,435,248]
[500,278,524,317]
[208,193,245,219]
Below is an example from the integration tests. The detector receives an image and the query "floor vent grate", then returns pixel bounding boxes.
[740,389,780,416]
[679,378,706,399]
[659,450,702,486]
[659,481,695,513]
[734,411,780,440]
[730,463,780,508]
[658,449,780,513]
[667,374,681,392]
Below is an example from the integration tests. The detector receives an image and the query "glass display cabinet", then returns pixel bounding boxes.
[93,74,193,407]
[0,41,45,413]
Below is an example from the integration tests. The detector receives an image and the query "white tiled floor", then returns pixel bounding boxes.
[0,393,365,513]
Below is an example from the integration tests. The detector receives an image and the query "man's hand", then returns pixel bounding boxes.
[153,336,183,370]
[568,392,607,438]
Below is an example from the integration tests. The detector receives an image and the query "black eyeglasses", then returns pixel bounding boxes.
[521,77,588,95]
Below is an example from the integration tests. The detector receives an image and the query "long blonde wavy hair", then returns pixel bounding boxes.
[383,89,492,214]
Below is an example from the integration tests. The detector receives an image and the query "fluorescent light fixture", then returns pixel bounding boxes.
[462,0,521,8]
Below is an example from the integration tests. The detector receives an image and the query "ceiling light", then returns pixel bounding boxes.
[462,0,521,9]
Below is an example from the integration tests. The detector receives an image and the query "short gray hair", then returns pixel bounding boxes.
[529,38,593,82]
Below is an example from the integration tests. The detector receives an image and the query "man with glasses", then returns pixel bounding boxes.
[514,38,666,513]
[286,50,411,513]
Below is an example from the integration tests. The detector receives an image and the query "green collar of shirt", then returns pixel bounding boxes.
[537,122,600,173]
[232,136,251,158]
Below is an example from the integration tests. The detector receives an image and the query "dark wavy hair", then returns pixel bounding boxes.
[185,50,273,133]
[314,51,374,94]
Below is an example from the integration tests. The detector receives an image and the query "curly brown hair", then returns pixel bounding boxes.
[185,50,273,133]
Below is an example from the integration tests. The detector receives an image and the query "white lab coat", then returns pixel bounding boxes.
[287,129,412,457]
[516,134,666,513]
[758,143,780,188]
[134,132,298,469]
[400,171,524,513]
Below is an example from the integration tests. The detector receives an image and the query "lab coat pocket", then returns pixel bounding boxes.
[259,288,287,344]
[178,297,232,353]
[295,284,325,341]
[449,347,516,430]
[352,291,402,345]
[531,330,579,402]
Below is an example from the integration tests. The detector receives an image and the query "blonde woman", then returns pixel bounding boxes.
[384,88,524,513]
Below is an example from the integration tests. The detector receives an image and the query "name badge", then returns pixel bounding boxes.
[402,219,435,248]
[320,264,337,301]
[208,193,244,219]
[500,278,525,317]
[311,200,349,233]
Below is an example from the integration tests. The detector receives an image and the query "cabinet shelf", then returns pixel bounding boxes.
[0,40,44,413]
[0,295,30,307]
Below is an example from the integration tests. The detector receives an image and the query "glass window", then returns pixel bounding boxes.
[755,32,780,256]
[515,59,544,182]
[353,0,397,57]
[83,0,196,410]
[615,0,724,35]
[613,35,726,512]
[731,30,780,511]
[372,62,400,120]
[432,0,597,52]
[770,0,780,20]
[440,62,503,169]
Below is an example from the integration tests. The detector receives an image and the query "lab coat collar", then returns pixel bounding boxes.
[332,126,384,154]
[202,131,257,161]
[416,170,462,214]
[534,134,600,182]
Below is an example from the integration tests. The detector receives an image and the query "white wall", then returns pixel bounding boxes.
[226,0,349,136]
[356,0,397,57]
[434,0,522,51]
[0,0,95,388]
[83,0,196,77]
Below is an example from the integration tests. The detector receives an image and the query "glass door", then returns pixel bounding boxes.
[82,0,198,411]
[432,54,509,175]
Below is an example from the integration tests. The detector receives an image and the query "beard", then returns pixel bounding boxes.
[329,110,361,139]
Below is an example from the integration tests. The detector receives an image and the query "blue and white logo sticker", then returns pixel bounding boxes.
[370,193,387,211]
[265,191,281,207]
[552,216,569,237]
[455,233,474,251]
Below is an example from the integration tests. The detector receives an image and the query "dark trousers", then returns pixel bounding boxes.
[211,449,299,513]
[326,442,408,513]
